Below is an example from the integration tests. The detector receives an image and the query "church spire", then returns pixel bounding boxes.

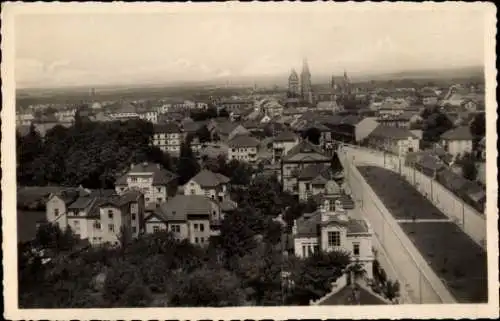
[302,58,310,75]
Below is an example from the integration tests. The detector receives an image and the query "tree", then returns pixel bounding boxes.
[422,110,453,143]
[120,279,153,307]
[457,152,478,181]
[34,223,78,253]
[103,259,140,305]
[195,125,212,143]
[470,112,485,138]
[288,250,351,305]
[176,139,200,185]
[218,108,230,118]
[384,280,400,302]
[219,207,259,265]
[302,127,321,145]
[169,268,246,307]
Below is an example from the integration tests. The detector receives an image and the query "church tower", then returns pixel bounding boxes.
[330,75,337,101]
[300,58,313,104]
[342,70,351,96]
[288,69,300,97]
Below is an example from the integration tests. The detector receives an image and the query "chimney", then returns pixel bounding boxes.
[130,163,134,170]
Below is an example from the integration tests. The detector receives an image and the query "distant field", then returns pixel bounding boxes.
[358,165,488,303]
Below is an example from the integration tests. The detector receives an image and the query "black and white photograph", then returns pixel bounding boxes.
[2,2,498,319]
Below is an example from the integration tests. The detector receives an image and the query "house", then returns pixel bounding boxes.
[281,140,332,196]
[292,200,374,278]
[421,91,439,106]
[272,130,300,164]
[108,102,140,121]
[212,121,250,142]
[46,190,145,246]
[183,169,230,202]
[198,142,229,161]
[262,100,284,118]
[316,101,341,112]
[114,162,178,207]
[366,125,420,156]
[227,134,260,164]
[297,163,342,201]
[440,126,474,157]
[138,110,158,124]
[152,122,183,155]
[16,112,35,126]
[54,109,77,123]
[218,99,254,112]
[144,195,222,245]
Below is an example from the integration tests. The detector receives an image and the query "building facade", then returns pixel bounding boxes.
[292,200,374,279]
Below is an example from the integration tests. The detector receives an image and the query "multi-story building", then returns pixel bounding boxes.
[138,110,159,124]
[218,99,254,112]
[144,195,222,246]
[45,190,145,246]
[292,200,374,278]
[272,130,300,164]
[440,126,474,157]
[297,163,342,202]
[152,122,183,155]
[114,162,178,208]
[184,169,230,202]
[281,140,332,196]
[54,109,77,123]
[16,112,35,126]
[108,102,140,121]
[227,134,260,164]
[366,125,420,156]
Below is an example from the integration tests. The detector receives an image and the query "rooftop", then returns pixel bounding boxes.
[369,125,418,140]
[153,195,214,222]
[115,163,177,186]
[190,169,230,188]
[228,134,260,148]
[283,139,330,162]
[441,126,474,141]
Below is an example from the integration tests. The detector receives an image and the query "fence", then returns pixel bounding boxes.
[338,144,486,249]
[338,149,456,304]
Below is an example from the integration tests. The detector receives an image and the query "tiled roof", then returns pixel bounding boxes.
[183,121,205,133]
[68,196,95,210]
[319,282,389,305]
[154,195,214,222]
[215,121,240,135]
[154,122,181,134]
[274,130,299,142]
[441,126,474,141]
[346,219,370,234]
[369,125,418,140]
[190,169,229,188]
[295,211,321,238]
[298,163,331,181]
[228,134,260,148]
[115,163,177,186]
[283,140,330,162]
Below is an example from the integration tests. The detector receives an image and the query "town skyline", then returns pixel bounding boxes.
[13,3,486,89]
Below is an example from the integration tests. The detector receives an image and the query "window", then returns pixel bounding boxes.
[157,187,162,192]
[308,245,313,257]
[153,226,160,233]
[190,189,195,195]
[328,231,341,247]
[146,197,150,202]
[108,210,113,219]
[94,222,101,230]
[302,245,307,257]
[195,237,199,243]
[194,223,199,230]
[353,243,360,256]
[120,187,125,192]
[200,237,204,243]
[109,224,115,232]
[314,245,319,253]
[54,208,60,216]
[130,177,137,182]
[157,198,162,202]
[200,224,205,232]
[171,225,180,233]
[132,214,136,221]
[132,226,137,233]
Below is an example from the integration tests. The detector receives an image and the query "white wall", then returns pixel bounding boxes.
[46,195,68,231]
[339,148,459,304]
[445,140,473,157]
[340,144,486,248]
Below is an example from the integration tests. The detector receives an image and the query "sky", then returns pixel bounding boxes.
[13,3,488,88]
